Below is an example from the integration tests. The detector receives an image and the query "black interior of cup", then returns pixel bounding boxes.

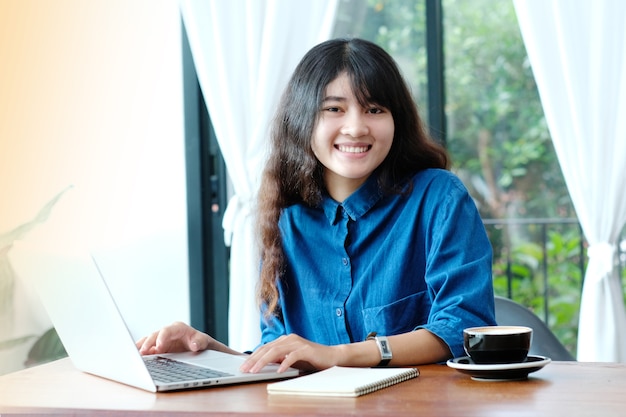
[464,326,532,364]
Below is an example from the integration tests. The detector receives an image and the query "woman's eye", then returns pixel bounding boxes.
[367,107,383,114]
[324,107,340,112]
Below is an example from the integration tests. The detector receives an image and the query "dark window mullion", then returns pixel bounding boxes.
[426,0,446,146]
[181,18,229,344]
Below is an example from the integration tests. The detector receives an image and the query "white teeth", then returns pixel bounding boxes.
[337,145,369,153]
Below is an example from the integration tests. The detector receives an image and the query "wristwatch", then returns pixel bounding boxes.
[366,332,392,367]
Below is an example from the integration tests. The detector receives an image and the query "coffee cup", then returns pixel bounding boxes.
[463,326,532,364]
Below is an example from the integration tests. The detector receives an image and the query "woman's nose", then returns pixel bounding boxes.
[340,112,370,137]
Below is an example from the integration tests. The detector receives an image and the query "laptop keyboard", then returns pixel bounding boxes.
[145,356,234,383]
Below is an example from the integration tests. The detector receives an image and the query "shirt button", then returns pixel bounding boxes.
[336,308,343,317]
[342,258,349,266]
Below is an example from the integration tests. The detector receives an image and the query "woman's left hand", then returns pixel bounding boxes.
[240,333,342,374]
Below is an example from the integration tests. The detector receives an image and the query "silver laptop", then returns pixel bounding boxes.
[9,241,299,392]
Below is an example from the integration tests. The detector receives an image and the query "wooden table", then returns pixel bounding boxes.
[1,358,625,416]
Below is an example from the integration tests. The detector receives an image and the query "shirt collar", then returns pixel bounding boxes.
[322,173,384,225]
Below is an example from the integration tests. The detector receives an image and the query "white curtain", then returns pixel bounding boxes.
[179,0,338,351]
[513,0,626,362]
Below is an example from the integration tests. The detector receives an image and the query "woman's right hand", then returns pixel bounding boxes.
[135,321,213,355]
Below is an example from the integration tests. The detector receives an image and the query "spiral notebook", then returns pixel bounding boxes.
[267,366,419,397]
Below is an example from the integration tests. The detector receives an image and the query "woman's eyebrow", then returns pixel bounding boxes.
[322,96,347,102]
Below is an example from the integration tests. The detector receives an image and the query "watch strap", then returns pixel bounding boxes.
[367,332,392,367]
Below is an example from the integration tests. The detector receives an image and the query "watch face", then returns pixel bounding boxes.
[380,340,392,359]
[368,334,393,366]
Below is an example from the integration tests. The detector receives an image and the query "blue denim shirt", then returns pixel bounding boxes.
[259,169,496,358]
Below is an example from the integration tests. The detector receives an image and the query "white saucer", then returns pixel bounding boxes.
[446,355,551,381]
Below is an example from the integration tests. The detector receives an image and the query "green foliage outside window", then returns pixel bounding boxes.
[488,223,584,356]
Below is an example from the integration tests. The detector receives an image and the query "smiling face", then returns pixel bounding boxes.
[311,72,394,202]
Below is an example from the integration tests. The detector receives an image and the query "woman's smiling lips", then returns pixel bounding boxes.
[335,144,372,153]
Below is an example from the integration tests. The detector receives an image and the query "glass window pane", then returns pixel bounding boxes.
[333,0,429,116]
[442,0,579,356]
[443,0,573,220]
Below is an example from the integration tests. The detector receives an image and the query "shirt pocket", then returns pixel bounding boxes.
[361,291,431,336]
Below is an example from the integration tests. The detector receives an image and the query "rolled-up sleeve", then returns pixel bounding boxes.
[418,174,496,357]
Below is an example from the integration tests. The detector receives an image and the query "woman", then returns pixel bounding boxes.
[137,38,496,373]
